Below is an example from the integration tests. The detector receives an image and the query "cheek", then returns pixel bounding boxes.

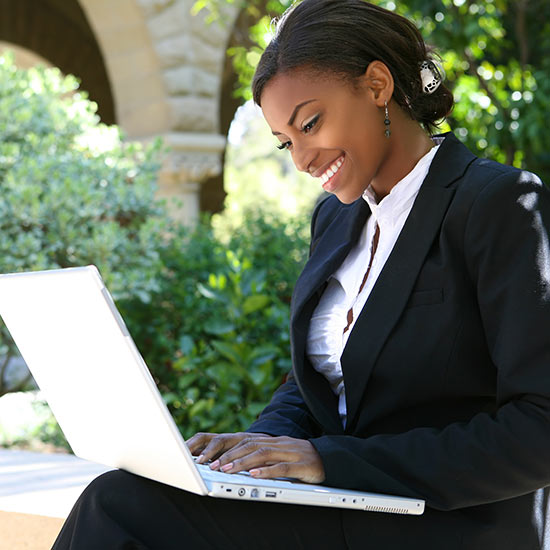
[350,118,386,167]
[339,108,380,155]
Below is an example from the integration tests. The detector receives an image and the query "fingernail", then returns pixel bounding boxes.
[210,460,220,470]
[221,463,233,472]
[196,454,205,464]
[249,469,260,477]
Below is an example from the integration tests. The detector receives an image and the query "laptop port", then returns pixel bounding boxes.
[265,491,277,498]
[238,488,246,497]
[251,489,259,498]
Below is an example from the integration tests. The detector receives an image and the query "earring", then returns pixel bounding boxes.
[384,101,391,138]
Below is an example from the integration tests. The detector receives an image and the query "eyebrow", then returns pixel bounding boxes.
[272,99,318,135]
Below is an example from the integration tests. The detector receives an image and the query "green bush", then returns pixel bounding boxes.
[122,209,310,438]
[0,53,167,396]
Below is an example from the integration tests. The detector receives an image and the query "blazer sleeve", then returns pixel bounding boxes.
[247,370,322,439]
[309,168,550,511]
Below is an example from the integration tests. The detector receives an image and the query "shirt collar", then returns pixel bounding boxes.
[362,144,440,227]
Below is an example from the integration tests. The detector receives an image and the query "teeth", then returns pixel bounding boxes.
[320,156,344,184]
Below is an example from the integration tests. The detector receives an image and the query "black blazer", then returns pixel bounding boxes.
[249,133,550,549]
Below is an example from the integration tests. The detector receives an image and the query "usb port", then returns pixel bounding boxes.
[265,491,277,498]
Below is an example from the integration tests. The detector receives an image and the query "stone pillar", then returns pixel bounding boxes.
[158,132,226,224]
[78,0,240,223]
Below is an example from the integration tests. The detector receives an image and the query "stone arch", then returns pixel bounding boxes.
[78,0,169,137]
[0,0,116,124]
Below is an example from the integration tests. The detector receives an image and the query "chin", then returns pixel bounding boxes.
[333,189,363,205]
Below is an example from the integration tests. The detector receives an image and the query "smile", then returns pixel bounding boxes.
[319,155,345,185]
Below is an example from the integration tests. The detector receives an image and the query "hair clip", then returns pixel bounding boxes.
[420,60,445,94]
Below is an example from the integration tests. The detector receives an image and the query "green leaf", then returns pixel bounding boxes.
[210,340,243,364]
[203,318,236,335]
[242,294,270,314]
[179,335,194,355]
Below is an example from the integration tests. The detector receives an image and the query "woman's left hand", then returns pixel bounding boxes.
[209,435,326,485]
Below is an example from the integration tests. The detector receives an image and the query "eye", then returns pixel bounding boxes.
[302,114,320,134]
[276,141,292,151]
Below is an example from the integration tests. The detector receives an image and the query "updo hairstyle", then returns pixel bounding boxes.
[252,0,454,133]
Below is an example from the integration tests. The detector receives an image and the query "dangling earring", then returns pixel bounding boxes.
[384,101,391,138]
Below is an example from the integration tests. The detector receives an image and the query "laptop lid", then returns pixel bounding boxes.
[0,266,206,495]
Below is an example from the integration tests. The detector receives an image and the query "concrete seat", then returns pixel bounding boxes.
[0,448,111,549]
[0,510,64,550]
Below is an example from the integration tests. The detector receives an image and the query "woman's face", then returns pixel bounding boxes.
[260,69,389,204]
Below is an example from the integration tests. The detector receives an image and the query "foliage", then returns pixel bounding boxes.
[29,399,72,451]
[123,209,310,439]
[0,391,71,451]
[0,53,168,397]
[194,0,550,183]
[399,0,550,183]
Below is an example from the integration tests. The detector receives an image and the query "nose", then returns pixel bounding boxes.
[292,143,317,174]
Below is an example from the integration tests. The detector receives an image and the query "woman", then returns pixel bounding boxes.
[53,1,550,548]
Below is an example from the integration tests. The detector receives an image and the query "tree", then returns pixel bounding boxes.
[195,0,550,183]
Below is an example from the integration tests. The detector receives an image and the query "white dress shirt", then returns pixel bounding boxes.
[306,145,440,426]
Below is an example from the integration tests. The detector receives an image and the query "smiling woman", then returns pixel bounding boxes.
[253,0,452,204]
[52,1,550,549]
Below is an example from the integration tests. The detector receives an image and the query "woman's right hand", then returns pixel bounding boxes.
[187,432,270,464]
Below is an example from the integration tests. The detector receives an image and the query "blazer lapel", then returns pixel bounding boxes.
[290,198,370,433]
[342,133,477,430]
[291,198,370,324]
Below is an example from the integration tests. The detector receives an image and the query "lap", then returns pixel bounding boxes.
[53,470,349,550]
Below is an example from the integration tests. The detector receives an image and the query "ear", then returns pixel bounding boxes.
[360,61,394,107]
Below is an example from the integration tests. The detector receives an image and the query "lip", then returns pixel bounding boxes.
[315,155,345,192]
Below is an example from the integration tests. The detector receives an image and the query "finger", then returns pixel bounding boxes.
[249,462,292,479]
[186,433,215,456]
[250,462,325,484]
[210,433,273,468]
[200,433,251,465]
[218,441,293,474]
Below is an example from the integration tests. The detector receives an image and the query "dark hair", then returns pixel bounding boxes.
[252,0,453,132]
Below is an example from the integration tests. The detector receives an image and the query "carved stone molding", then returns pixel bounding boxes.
[157,131,226,222]
[161,131,226,182]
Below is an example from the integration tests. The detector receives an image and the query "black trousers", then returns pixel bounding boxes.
[51,470,350,550]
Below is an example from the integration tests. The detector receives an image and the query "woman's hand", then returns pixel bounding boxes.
[187,432,325,485]
[187,432,265,463]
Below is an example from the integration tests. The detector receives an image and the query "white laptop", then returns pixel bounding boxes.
[0,266,424,515]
